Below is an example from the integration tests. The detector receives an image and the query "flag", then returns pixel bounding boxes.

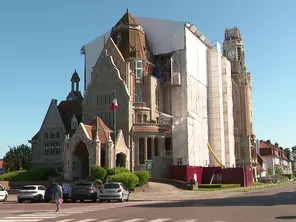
[110,97,118,111]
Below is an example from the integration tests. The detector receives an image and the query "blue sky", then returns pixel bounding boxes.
[0,0,295,158]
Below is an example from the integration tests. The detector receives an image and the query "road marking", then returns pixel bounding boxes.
[56,220,75,222]
[76,219,97,222]
[0,220,42,222]
[149,219,171,222]
[97,220,120,222]
[122,219,145,222]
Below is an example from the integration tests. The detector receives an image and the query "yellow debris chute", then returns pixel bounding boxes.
[207,143,227,169]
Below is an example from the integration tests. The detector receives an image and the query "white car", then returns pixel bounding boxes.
[99,182,130,202]
[18,185,46,203]
[0,184,8,202]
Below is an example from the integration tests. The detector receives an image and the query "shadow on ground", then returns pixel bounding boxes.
[275,216,296,219]
[127,191,296,207]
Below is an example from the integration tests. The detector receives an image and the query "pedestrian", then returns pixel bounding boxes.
[52,181,63,212]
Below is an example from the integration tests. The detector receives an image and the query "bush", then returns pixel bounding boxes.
[106,167,129,176]
[0,167,56,181]
[133,171,150,186]
[110,172,139,190]
[198,184,241,189]
[253,182,263,186]
[90,165,107,181]
[95,179,103,186]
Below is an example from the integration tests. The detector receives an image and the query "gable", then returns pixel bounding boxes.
[40,99,66,131]
[115,129,128,149]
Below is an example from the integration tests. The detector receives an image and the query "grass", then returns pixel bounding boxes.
[231,181,296,193]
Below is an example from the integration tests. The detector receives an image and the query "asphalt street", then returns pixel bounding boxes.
[1,185,296,222]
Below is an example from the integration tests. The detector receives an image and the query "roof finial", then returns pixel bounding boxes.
[74,69,77,73]
[127,8,129,12]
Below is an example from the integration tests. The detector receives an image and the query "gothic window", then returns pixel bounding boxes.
[71,119,78,130]
[135,87,143,103]
[155,88,159,110]
[50,132,54,139]
[136,114,142,123]
[135,60,143,78]
[117,33,121,46]
[100,95,103,106]
[44,132,49,140]
[56,131,60,139]
[143,114,148,123]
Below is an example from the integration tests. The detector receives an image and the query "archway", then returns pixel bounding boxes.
[73,141,89,179]
[116,152,127,167]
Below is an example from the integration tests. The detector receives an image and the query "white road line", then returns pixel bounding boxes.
[56,220,75,222]
[122,219,145,222]
[148,219,171,222]
[76,220,97,222]
[176,220,198,222]
[0,220,42,222]
[97,220,120,222]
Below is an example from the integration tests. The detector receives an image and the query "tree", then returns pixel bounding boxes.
[3,144,32,172]
[284,148,291,160]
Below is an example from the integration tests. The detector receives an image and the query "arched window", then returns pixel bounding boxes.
[44,132,48,140]
[50,132,54,139]
[56,131,60,139]
[136,114,142,123]
[143,114,148,123]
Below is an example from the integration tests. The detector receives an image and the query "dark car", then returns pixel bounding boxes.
[71,182,99,203]
[44,182,72,202]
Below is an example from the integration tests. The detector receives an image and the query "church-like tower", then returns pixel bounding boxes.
[223,27,256,168]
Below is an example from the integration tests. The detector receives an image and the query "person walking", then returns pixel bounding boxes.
[52,181,63,212]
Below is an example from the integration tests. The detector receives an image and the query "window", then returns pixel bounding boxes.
[44,132,48,140]
[71,119,78,130]
[143,114,147,123]
[50,132,54,139]
[135,61,143,78]
[177,158,182,165]
[117,33,121,45]
[155,88,159,110]
[56,132,60,139]
[135,87,143,103]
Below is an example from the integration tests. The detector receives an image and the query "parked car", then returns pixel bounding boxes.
[99,182,130,202]
[0,184,8,202]
[71,182,99,203]
[17,185,46,203]
[44,182,72,202]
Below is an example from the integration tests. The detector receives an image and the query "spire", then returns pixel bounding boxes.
[71,70,80,92]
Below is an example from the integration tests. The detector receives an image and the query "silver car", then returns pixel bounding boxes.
[99,182,130,202]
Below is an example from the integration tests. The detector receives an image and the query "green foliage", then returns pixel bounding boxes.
[253,182,263,186]
[110,172,139,190]
[106,167,129,176]
[275,166,283,175]
[133,171,150,186]
[284,148,291,160]
[90,165,107,181]
[0,167,56,181]
[3,144,32,172]
[95,179,103,185]
[268,168,274,176]
[189,178,196,185]
[198,184,241,189]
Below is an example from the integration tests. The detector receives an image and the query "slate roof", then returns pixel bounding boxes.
[83,117,112,144]
[58,100,82,135]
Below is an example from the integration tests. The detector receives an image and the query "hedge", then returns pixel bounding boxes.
[90,165,107,181]
[0,167,56,181]
[106,167,129,176]
[110,172,139,190]
[198,184,241,188]
[133,171,150,186]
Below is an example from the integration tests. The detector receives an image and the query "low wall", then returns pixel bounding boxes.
[170,165,254,187]
[0,181,9,189]
[8,181,51,189]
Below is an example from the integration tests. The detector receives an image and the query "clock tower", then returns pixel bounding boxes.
[223,27,256,170]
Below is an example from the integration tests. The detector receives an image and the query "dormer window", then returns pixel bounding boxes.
[117,33,121,46]
[135,60,143,78]
[71,115,78,130]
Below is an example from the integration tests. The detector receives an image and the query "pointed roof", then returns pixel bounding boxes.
[58,100,82,135]
[115,9,140,27]
[71,70,80,82]
[83,117,112,144]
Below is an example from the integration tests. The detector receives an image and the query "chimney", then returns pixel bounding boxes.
[267,140,271,144]
[275,142,279,148]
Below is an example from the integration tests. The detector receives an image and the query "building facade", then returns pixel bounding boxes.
[30,10,247,180]
[223,27,257,168]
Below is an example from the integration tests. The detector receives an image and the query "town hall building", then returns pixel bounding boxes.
[29,10,256,181]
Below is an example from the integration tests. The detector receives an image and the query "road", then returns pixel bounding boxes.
[0,185,296,222]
